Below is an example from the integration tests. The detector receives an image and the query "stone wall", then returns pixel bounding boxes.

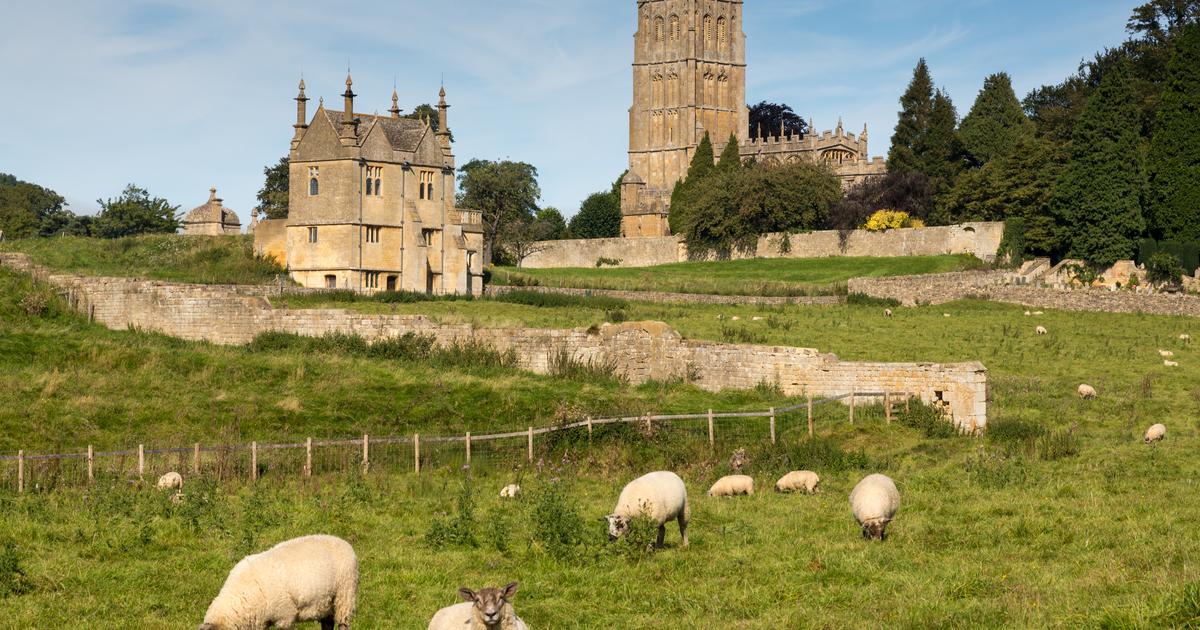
[520,222,1005,269]
[1,253,988,432]
[485,285,843,307]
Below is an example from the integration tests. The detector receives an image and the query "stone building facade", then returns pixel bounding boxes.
[181,188,241,236]
[254,77,484,295]
[620,0,886,238]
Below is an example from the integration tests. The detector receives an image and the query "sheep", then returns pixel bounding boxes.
[885,308,894,318]
[1144,423,1167,444]
[1035,326,1048,335]
[707,474,754,497]
[850,474,901,541]
[775,470,821,494]
[1181,334,1192,343]
[1159,350,1175,358]
[1032,311,1045,316]
[156,471,183,491]
[1078,384,1098,399]
[1164,360,1179,367]
[199,535,357,630]
[752,316,764,322]
[1024,310,1032,316]
[499,484,521,499]
[943,313,951,318]
[605,471,690,548]
[731,316,741,321]
[428,582,528,630]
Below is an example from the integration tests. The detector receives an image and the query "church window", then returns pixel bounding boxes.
[703,15,713,44]
[717,17,727,46]
[365,166,382,196]
[654,17,664,42]
[364,271,380,289]
[365,178,373,196]
[308,227,318,243]
[308,167,319,196]
[366,226,381,243]
[421,228,436,247]
[669,15,680,41]
[419,171,435,200]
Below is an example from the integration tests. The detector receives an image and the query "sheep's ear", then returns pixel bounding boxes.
[502,582,519,600]
[459,588,476,603]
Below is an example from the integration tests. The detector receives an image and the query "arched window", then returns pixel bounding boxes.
[703,15,713,44]
[669,15,680,41]
[654,17,664,42]
[309,178,319,196]
[717,17,727,46]
[365,178,373,196]
[375,178,381,196]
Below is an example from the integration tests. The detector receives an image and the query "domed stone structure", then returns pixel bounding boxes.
[182,188,241,236]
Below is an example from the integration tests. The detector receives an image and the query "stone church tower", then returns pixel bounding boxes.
[622,0,748,238]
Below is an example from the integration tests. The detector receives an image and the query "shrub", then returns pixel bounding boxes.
[548,346,623,383]
[896,400,960,438]
[862,209,919,232]
[613,510,661,560]
[846,293,901,308]
[529,483,584,559]
[1147,251,1184,286]
[426,480,478,548]
[986,416,1046,450]
[18,289,52,317]
[997,217,1027,267]
[0,541,33,598]
[595,257,622,268]
[1036,426,1080,460]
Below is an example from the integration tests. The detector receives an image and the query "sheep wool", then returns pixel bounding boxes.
[428,583,528,630]
[1164,360,1180,367]
[1078,384,1097,399]
[1035,326,1048,335]
[606,471,690,547]
[499,484,521,499]
[775,471,821,494]
[200,534,357,630]
[1159,350,1175,358]
[1145,424,1167,444]
[850,474,901,541]
[707,475,754,497]
[156,471,183,491]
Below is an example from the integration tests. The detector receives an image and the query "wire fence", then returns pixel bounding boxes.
[0,392,919,494]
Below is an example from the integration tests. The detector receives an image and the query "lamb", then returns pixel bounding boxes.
[884,308,893,318]
[427,582,528,630]
[605,471,690,547]
[775,470,821,494]
[156,471,183,491]
[199,534,357,630]
[1159,350,1175,358]
[499,484,521,499]
[1078,384,1098,399]
[1144,423,1167,444]
[849,474,901,541]
[1035,326,1048,335]
[1164,360,1179,367]
[707,474,754,497]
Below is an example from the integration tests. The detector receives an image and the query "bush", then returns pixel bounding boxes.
[986,416,1046,450]
[997,217,1027,267]
[0,541,33,598]
[896,401,960,438]
[613,510,661,560]
[529,483,584,559]
[595,257,622,268]
[547,347,623,383]
[426,480,478,548]
[1036,426,1080,461]
[1147,251,1184,286]
[846,293,901,308]
[863,209,919,232]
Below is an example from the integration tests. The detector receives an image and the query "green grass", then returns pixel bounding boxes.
[4,261,1200,627]
[492,254,986,296]
[0,234,285,285]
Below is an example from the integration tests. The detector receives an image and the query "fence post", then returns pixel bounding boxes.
[769,407,776,445]
[414,434,421,474]
[885,393,892,424]
[17,450,24,494]
[465,432,472,465]
[707,409,714,448]
[849,393,856,424]
[586,417,593,444]
[250,441,258,482]
[527,427,534,463]
[138,444,145,478]
[193,443,200,475]
[305,438,312,478]
[87,445,94,484]
[906,395,911,413]
[362,434,370,476]
[807,394,814,438]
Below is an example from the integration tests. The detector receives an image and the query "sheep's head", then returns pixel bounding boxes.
[460,582,518,628]
[862,520,889,541]
[605,514,630,540]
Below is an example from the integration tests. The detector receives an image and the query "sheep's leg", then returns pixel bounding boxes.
[656,524,666,547]
[678,513,689,547]
[321,620,335,630]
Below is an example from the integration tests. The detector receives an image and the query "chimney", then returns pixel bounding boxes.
[340,74,358,146]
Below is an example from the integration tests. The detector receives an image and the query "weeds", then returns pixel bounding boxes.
[0,541,33,598]
[846,293,901,308]
[896,401,960,439]
[1036,425,1080,461]
[547,347,624,383]
[529,482,585,559]
[426,480,479,548]
[965,449,1028,488]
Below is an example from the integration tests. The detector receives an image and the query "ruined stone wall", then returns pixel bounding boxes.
[1,253,987,431]
[485,285,842,307]
[521,222,1004,269]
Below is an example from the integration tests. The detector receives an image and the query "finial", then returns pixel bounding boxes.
[390,88,401,118]
[319,96,324,107]
[837,117,844,135]
[298,78,306,94]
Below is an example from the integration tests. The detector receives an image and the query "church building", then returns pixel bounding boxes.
[620,0,886,238]
[254,77,484,294]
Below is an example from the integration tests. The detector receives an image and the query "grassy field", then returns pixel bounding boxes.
[492,254,986,296]
[3,256,1200,626]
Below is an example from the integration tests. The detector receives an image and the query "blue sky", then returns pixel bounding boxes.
[0,0,1136,220]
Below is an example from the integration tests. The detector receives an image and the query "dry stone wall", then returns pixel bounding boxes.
[1,253,988,432]
[485,285,842,307]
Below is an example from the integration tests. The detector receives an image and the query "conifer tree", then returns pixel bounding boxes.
[669,132,716,219]
[958,73,1034,167]
[1052,60,1147,266]
[716,133,743,171]
[1146,23,1200,240]
[889,59,935,174]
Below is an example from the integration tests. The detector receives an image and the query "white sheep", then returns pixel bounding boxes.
[752,316,764,322]
[156,471,183,491]
[1164,360,1179,367]
[1144,423,1167,444]
[428,582,528,630]
[1036,326,1048,335]
[1181,334,1192,343]
[943,313,951,318]
[605,471,690,547]
[850,474,901,541]
[731,316,741,321]
[1078,384,1098,399]
[775,470,821,494]
[1024,310,1032,316]
[499,484,521,499]
[885,308,893,318]
[1159,350,1175,358]
[1032,311,1045,316]
[199,535,357,630]
[707,474,754,497]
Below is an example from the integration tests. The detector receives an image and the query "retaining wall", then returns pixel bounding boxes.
[485,285,843,307]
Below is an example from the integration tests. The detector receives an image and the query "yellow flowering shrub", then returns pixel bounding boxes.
[862,209,913,232]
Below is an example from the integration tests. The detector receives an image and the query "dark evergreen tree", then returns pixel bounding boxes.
[668,132,716,231]
[888,59,935,174]
[924,89,963,224]
[748,102,807,139]
[1052,60,1147,266]
[1146,24,1200,240]
[256,157,289,220]
[958,73,1034,167]
[716,133,742,171]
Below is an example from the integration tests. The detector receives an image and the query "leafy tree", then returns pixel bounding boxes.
[0,173,67,239]
[748,101,807,139]
[1023,72,1091,146]
[457,159,540,264]
[958,73,1034,167]
[888,59,936,174]
[256,156,289,220]
[533,207,567,240]
[1147,250,1185,285]
[92,185,180,239]
[568,174,623,240]
[669,132,716,231]
[500,215,555,267]
[1052,60,1147,266]
[405,104,454,142]
[1129,0,1200,47]
[39,207,92,237]
[830,171,934,233]
[716,133,742,172]
[1145,23,1200,240]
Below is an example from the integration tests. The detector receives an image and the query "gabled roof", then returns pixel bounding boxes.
[184,189,240,226]
[319,109,428,152]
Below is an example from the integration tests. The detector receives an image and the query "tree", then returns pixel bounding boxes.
[456,159,540,264]
[405,104,454,142]
[830,171,934,234]
[888,59,935,174]
[748,102,807,139]
[0,173,67,239]
[669,132,716,231]
[1145,24,1200,240]
[533,207,567,240]
[39,207,92,237]
[923,89,963,224]
[716,133,743,172]
[568,175,623,240]
[91,184,180,239]
[958,73,1034,167]
[256,156,289,220]
[1052,60,1147,266]
[500,215,555,267]
[1023,73,1091,146]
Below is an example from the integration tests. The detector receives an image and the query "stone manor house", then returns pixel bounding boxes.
[620,0,886,238]
[254,77,484,295]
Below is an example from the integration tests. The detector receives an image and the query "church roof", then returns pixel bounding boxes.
[184,189,240,226]
[320,109,428,152]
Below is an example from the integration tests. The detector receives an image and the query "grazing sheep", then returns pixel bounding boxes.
[731,316,741,321]
[752,316,764,322]
[707,475,754,497]
[428,582,528,630]
[850,474,901,541]
[1180,334,1192,343]
[1078,384,1098,399]
[1036,326,1048,335]
[1164,360,1179,367]
[606,471,690,548]
[499,484,521,499]
[156,471,183,491]
[1144,423,1167,444]
[885,308,893,318]
[775,471,821,494]
[943,313,951,318]
[1024,310,1032,316]
[199,535,357,630]
[1160,350,1175,358]
[1032,311,1045,316]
